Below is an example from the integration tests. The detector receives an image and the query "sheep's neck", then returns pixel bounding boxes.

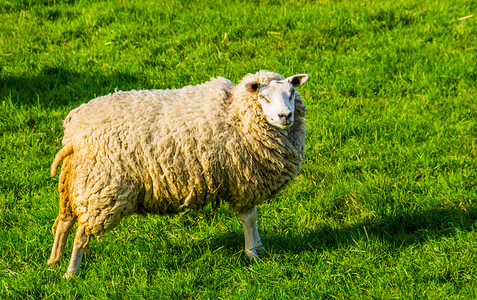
[225,96,304,207]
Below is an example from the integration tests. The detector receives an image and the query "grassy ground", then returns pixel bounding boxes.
[1,0,476,298]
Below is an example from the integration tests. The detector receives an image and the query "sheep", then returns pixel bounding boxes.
[47,70,309,278]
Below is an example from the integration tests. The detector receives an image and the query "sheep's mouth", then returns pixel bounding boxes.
[276,123,293,130]
[267,118,293,130]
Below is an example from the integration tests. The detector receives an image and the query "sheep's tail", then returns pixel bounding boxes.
[51,144,74,177]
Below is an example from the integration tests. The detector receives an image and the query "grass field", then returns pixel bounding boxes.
[1,0,476,298]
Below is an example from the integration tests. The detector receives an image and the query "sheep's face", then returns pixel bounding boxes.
[246,74,309,130]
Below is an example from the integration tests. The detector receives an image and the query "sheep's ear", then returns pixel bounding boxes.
[287,74,309,87]
[245,81,261,93]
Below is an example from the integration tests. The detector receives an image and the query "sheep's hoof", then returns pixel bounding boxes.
[63,271,77,279]
[245,250,260,262]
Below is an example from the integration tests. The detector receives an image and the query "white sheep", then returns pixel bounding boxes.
[48,70,309,277]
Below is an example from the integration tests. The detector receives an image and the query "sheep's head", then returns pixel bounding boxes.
[245,74,309,130]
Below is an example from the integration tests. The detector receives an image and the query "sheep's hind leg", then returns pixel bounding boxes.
[48,216,75,265]
[63,225,89,278]
[239,206,264,260]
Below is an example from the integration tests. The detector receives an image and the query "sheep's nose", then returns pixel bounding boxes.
[278,112,293,121]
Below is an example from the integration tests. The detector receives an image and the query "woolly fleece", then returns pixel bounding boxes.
[51,70,307,238]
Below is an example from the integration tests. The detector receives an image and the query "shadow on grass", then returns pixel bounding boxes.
[47,208,477,277]
[0,66,148,107]
[209,207,477,257]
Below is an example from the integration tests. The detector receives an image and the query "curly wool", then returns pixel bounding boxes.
[52,70,307,237]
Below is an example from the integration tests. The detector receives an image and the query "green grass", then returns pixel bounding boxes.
[1,0,476,298]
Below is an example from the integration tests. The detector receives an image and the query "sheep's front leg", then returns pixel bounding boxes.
[239,206,265,260]
[64,225,89,278]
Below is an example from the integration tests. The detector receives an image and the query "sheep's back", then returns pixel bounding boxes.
[62,78,234,219]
